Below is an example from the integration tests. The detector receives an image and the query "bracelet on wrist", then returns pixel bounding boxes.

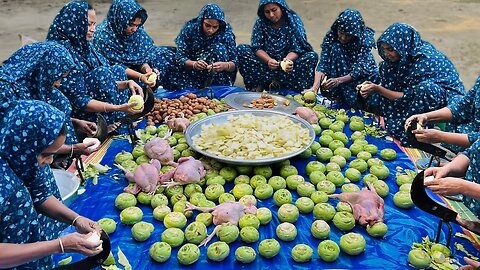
[72,215,82,226]
[69,144,74,158]
[58,238,65,254]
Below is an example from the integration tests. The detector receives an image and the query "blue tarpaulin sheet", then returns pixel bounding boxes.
[54,86,479,269]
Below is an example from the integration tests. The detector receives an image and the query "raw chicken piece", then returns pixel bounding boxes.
[159,157,206,187]
[295,107,319,124]
[165,113,190,133]
[115,159,161,195]
[144,133,177,166]
[185,201,257,246]
[329,183,384,226]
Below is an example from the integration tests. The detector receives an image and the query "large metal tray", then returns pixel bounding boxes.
[185,110,315,165]
[223,92,301,114]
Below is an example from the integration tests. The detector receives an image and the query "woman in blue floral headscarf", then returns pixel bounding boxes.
[308,9,379,108]
[358,23,465,145]
[93,0,176,89]
[47,1,145,125]
[169,3,237,89]
[0,42,98,157]
[0,100,102,269]
[237,0,318,92]
[405,76,480,154]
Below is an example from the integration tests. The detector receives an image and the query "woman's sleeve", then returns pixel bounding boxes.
[316,35,332,74]
[448,87,475,124]
[251,20,264,52]
[60,70,93,111]
[392,58,447,109]
[349,47,377,80]
[224,26,238,66]
[175,25,192,66]
[25,166,57,207]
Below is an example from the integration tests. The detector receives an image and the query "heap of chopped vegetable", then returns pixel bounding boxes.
[82,163,111,185]
[410,236,460,269]
[192,114,312,160]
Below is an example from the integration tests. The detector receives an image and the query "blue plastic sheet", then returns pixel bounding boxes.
[54,86,479,269]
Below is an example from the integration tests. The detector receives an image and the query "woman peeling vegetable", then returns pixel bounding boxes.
[237,0,318,92]
[169,4,238,90]
[405,76,480,153]
[0,41,98,162]
[48,1,144,126]
[307,9,379,109]
[93,0,176,90]
[0,100,102,269]
[358,23,465,145]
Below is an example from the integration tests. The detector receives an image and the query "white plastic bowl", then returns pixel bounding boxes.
[52,169,80,206]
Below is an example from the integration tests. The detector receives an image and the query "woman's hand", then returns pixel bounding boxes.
[193,60,209,71]
[141,63,152,74]
[118,102,142,114]
[128,80,144,97]
[405,114,428,130]
[73,119,97,137]
[321,78,340,90]
[61,232,103,256]
[424,177,465,196]
[357,82,377,98]
[73,216,101,235]
[412,129,443,144]
[140,71,155,88]
[267,58,279,70]
[73,142,97,156]
[211,61,228,72]
[424,166,450,180]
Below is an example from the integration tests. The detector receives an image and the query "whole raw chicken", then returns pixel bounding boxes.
[165,113,190,133]
[185,201,257,246]
[329,183,384,226]
[144,136,177,166]
[115,159,161,195]
[295,106,319,124]
[159,157,206,187]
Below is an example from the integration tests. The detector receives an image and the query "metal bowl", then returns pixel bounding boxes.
[223,92,301,114]
[185,110,315,165]
[53,169,80,206]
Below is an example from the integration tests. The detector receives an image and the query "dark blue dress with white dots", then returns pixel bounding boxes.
[237,0,318,92]
[171,4,238,90]
[0,42,76,144]
[448,76,480,146]
[463,139,480,217]
[47,1,130,124]
[0,100,67,269]
[317,9,379,108]
[93,0,176,90]
[364,23,465,145]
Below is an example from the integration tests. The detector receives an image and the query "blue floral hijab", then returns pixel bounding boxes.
[323,9,375,50]
[0,42,74,102]
[175,4,236,64]
[252,0,313,53]
[377,23,464,97]
[93,0,153,66]
[0,100,65,182]
[47,1,109,73]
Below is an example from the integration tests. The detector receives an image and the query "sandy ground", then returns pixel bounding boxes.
[0,0,479,89]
